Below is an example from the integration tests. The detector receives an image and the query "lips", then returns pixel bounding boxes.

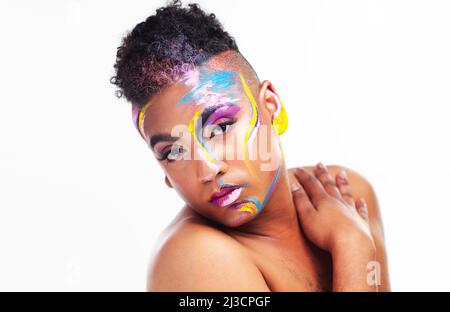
[209,186,243,207]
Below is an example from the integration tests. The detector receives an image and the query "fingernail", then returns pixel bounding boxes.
[317,162,325,170]
[338,170,347,180]
[295,167,306,175]
[360,198,366,205]
[291,181,301,192]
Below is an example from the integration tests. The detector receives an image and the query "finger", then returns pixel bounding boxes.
[291,180,317,220]
[335,170,355,207]
[314,162,342,200]
[356,197,369,222]
[294,167,328,206]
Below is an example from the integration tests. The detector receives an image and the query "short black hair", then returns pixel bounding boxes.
[110,0,240,109]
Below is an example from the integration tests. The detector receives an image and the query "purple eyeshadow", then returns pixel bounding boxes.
[205,105,241,125]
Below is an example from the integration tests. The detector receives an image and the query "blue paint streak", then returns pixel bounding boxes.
[178,69,238,105]
[261,162,281,208]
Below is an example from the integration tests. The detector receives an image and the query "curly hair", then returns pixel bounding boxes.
[110,0,242,109]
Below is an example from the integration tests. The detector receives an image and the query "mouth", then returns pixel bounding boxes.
[209,185,244,207]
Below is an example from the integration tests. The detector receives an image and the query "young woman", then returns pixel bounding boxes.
[111,1,390,291]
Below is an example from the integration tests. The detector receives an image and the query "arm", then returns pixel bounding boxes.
[340,166,390,291]
[330,232,377,291]
[147,222,271,291]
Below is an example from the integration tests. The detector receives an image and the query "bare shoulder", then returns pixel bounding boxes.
[147,214,270,291]
[328,165,384,236]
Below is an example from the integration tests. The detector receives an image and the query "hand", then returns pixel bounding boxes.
[290,163,374,254]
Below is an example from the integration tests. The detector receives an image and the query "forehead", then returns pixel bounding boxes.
[143,66,247,138]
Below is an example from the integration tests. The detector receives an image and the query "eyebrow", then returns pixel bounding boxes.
[149,133,180,150]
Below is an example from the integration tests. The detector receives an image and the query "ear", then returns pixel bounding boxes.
[164,176,173,188]
[257,80,282,122]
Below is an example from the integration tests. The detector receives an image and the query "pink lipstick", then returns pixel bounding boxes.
[209,185,243,207]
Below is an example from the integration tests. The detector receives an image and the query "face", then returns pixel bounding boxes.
[138,63,285,227]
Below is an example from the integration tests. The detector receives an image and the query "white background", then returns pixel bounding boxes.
[0,0,449,291]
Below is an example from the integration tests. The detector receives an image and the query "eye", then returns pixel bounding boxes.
[205,119,236,139]
[161,145,185,163]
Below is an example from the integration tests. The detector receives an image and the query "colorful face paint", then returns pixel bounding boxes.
[131,100,153,140]
[261,145,283,208]
[131,68,239,141]
[237,73,283,217]
[187,109,218,168]
[239,149,282,216]
[203,104,241,127]
[231,201,258,216]
[182,70,282,219]
[273,99,288,135]
[187,103,241,168]
[178,68,239,107]
[181,69,243,170]
[131,66,285,224]
[238,73,260,180]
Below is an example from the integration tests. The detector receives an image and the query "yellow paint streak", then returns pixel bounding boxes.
[238,73,259,180]
[137,101,152,136]
[237,202,258,215]
[188,110,216,165]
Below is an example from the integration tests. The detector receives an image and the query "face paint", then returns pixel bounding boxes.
[131,100,153,141]
[182,70,282,220]
[261,146,283,207]
[187,109,218,168]
[203,104,240,127]
[231,201,258,215]
[187,103,241,170]
[238,73,260,180]
[237,73,283,218]
[239,149,282,217]
[178,68,239,107]
[132,66,285,225]
[180,69,244,171]
[131,68,239,141]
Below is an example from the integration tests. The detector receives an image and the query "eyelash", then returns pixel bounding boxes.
[206,118,236,139]
[159,145,185,163]
[158,118,237,164]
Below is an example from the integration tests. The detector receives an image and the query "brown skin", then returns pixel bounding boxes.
[144,50,390,291]
[144,51,290,230]
[291,165,379,291]
[289,166,390,291]
[147,165,389,291]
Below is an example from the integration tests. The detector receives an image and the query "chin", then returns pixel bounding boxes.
[226,211,257,228]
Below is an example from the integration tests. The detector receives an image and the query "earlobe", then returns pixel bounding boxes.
[258,80,280,119]
[273,99,288,135]
[164,176,173,188]
[258,80,288,135]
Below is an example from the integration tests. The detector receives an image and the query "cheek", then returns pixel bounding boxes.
[164,170,198,203]
[249,120,283,196]
[249,119,282,167]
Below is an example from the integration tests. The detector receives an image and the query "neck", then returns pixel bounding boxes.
[223,162,302,241]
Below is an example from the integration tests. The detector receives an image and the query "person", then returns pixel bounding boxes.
[111,0,390,291]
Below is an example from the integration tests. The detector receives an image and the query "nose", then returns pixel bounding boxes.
[197,158,227,184]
